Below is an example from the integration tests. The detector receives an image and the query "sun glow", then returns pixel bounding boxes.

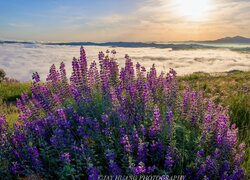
[175,0,211,20]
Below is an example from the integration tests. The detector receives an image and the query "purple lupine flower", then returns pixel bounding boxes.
[164,146,174,170]
[213,148,221,159]
[108,162,122,176]
[166,111,174,125]
[229,168,245,179]
[28,147,39,159]
[239,142,246,150]
[234,142,246,166]
[205,156,218,175]
[71,85,82,102]
[32,72,40,83]
[11,131,26,148]
[226,124,238,148]
[221,172,229,179]
[216,114,228,146]
[106,152,122,175]
[148,64,157,87]
[134,162,146,175]
[182,86,190,114]
[234,150,245,166]
[88,166,99,180]
[110,87,120,110]
[137,138,147,163]
[124,55,134,85]
[206,99,216,113]
[132,131,139,148]
[149,141,164,163]
[128,83,137,101]
[12,150,20,159]
[57,108,67,121]
[119,127,126,135]
[100,55,111,94]
[196,163,206,177]
[220,160,230,174]
[140,124,146,136]
[166,111,175,141]
[30,84,54,112]
[28,146,43,169]
[180,87,204,126]
[189,92,199,124]
[147,165,156,174]
[135,75,144,98]
[11,161,22,175]
[0,115,7,130]
[203,114,213,134]
[119,68,126,88]
[47,64,60,82]
[88,61,100,89]
[50,128,64,146]
[52,94,61,106]
[136,62,141,77]
[101,114,109,124]
[60,152,71,164]
[79,46,88,84]
[150,141,163,152]
[195,149,205,165]
[70,57,81,86]
[120,134,132,153]
[16,94,33,121]
[0,115,8,152]
[149,106,162,138]
[109,59,119,85]
[59,62,67,82]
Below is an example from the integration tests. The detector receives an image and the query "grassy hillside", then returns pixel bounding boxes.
[0,71,249,174]
[0,82,31,102]
[0,82,31,126]
[178,71,250,140]
[178,71,250,173]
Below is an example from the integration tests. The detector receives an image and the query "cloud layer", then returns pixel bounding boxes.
[0,43,250,81]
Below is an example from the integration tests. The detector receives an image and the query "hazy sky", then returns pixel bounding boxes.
[0,0,250,42]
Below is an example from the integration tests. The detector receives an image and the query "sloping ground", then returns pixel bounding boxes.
[0,82,30,126]
[178,71,250,173]
[0,71,249,175]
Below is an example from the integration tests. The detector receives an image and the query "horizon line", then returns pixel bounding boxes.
[1,35,250,44]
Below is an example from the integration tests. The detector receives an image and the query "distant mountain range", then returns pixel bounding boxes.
[0,36,250,52]
[201,36,250,44]
[1,36,250,45]
[0,40,216,50]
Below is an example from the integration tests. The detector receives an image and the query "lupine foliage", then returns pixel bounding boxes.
[0,47,246,179]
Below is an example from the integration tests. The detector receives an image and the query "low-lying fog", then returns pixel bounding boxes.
[1,43,250,81]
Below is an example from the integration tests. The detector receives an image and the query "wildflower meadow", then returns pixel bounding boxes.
[0,47,246,179]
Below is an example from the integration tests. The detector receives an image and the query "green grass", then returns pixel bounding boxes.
[0,100,19,127]
[0,81,31,102]
[0,81,31,127]
[178,71,250,105]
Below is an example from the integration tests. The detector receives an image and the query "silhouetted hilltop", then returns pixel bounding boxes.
[203,36,250,43]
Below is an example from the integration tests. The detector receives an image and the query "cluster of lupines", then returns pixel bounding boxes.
[0,47,246,179]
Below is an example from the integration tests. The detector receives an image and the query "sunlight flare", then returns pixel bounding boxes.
[175,0,212,20]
